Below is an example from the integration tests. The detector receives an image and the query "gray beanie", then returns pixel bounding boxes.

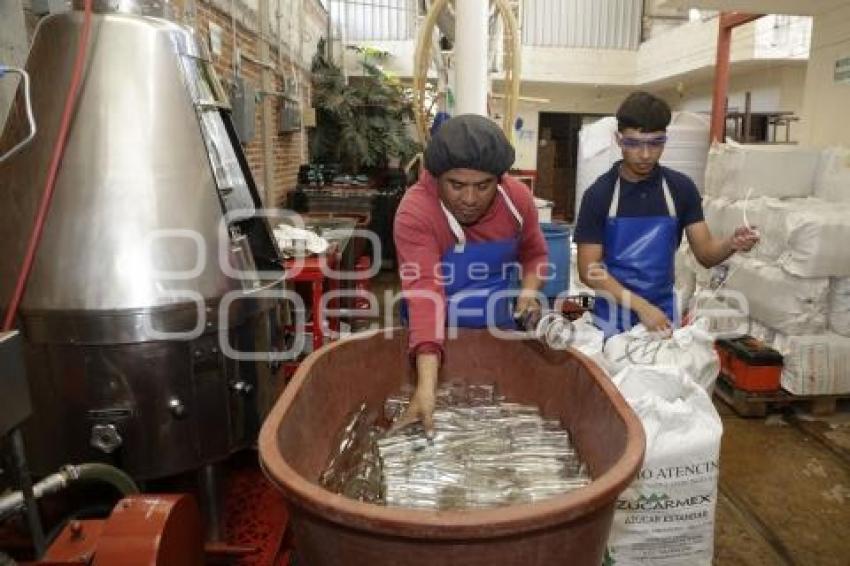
[424,114,515,177]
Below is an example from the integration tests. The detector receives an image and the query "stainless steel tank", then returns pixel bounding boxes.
[0,2,286,479]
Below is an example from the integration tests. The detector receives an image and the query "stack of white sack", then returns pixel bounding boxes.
[704,141,819,200]
[721,255,829,335]
[603,319,720,393]
[606,364,722,566]
[687,288,749,338]
[675,243,749,338]
[828,277,850,337]
[694,144,850,395]
[746,318,850,395]
[814,146,850,202]
[701,195,850,277]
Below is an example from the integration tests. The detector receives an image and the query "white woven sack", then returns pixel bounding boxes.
[603,319,720,392]
[828,277,850,337]
[773,332,850,395]
[704,142,818,200]
[607,365,722,565]
[814,147,850,203]
[723,256,829,335]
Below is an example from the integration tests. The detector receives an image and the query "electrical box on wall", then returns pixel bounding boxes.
[279,96,301,133]
[208,22,224,57]
[230,77,256,144]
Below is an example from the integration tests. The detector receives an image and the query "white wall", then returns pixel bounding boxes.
[637,17,758,85]
[502,59,808,170]
[491,82,632,171]
[521,46,637,84]
[654,63,807,141]
[800,2,850,146]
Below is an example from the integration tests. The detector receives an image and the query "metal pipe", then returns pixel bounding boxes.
[259,0,275,205]
[0,462,140,522]
[199,463,223,542]
[454,0,488,115]
[709,12,762,143]
[8,428,45,557]
[0,67,36,164]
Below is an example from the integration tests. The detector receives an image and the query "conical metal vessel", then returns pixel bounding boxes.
[0,4,285,479]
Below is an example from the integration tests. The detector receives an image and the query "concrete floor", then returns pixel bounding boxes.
[713,401,850,565]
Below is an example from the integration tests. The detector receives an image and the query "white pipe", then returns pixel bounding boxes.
[0,67,36,164]
[454,0,488,116]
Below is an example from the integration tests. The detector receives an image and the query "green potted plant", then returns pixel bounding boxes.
[310,40,420,174]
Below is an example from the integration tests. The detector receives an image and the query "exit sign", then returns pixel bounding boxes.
[836,57,850,84]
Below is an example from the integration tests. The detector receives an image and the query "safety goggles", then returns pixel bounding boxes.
[618,134,668,149]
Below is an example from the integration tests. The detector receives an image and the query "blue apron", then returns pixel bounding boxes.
[402,186,524,329]
[593,175,678,338]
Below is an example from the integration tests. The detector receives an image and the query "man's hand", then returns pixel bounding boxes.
[634,299,672,336]
[515,289,542,319]
[729,226,760,253]
[393,353,439,437]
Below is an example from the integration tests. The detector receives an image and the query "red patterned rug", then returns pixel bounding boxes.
[223,453,291,566]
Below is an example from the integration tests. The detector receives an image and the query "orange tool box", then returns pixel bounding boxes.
[715,336,783,392]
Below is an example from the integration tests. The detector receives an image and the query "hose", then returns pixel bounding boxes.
[0,66,37,164]
[2,0,93,332]
[413,0,521,145]
[0,463,139,521]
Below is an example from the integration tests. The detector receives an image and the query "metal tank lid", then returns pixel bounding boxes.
[72,0,175,17]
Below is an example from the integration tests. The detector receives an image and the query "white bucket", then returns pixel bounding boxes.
[535,198,553,222]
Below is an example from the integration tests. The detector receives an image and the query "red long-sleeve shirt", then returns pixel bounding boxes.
[394,171,549,358]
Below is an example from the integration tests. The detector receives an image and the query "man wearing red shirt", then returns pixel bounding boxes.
[393,114,549,432]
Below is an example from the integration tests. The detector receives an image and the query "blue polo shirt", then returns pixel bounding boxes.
[574,161,704,245]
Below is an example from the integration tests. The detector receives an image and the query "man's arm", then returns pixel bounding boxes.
[508,177,548,314]
[686,221,759,268]
[393,203,446,435]
[577,243,672,333]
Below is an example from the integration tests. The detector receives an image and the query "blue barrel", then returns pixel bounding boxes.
[540,222,570,299]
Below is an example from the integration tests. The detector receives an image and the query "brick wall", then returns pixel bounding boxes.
[195,1,313,206]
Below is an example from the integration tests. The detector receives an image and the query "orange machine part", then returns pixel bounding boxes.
[40,494,203,566]
[727,355,781,392]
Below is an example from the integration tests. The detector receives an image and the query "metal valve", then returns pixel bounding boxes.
[90,424,122,454]
[168,397,187,419]
[230,380,254,395]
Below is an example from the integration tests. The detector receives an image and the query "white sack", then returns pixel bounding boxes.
[814,147,850,203]
[722,256,829,335]
[748,319,777,345]
[828,277,850,337]
[567,313,611,376]
[687,289,749,339]
[607,365,722,566]
[677,244,717,290]
[603,319,720,392]
[707,196,850,276]
[704,142,818,200]
[576,117,620,218]
[773,332,850,395]
[702,196,746,243]
[675,242,697,313]
[760,198,850,277]
[702,195,783,261]
[570,312,606,357]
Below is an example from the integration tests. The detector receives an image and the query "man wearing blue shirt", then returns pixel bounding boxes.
[574,92,759,337]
